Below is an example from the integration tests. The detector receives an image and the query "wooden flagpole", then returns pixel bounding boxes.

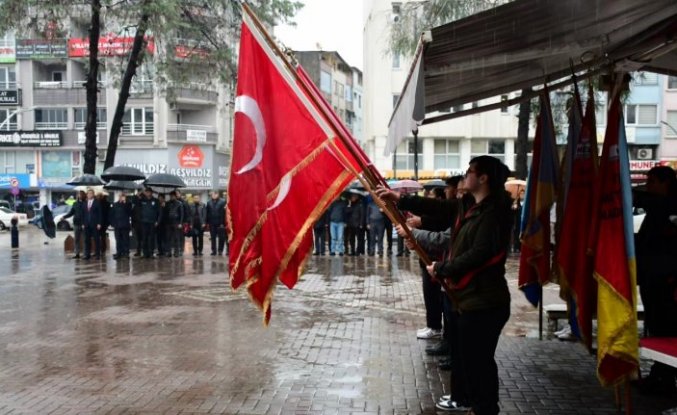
[240,3,457,297]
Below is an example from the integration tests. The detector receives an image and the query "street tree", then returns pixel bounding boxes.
[0,0,303,173]
[387,0,535,179]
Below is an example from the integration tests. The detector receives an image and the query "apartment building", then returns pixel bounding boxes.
[0,19,231,206]
[294,50,363,142]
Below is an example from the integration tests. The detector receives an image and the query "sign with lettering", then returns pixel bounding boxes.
[16,39,67,59]
[186,129,207,143]
[68,35,155,58]
[0,131,62,147]
[0,90,19,105]
[178,145,204,168]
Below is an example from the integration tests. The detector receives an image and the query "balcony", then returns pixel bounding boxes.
[0,122,18,131]
[129,80,154,97]
[167,82,218,104]
[35,121,68,130]
[74,121,107,130]
[33,81,106,106]
[166,123,217,143]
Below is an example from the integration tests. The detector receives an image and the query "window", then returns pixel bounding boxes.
[320,70,331,93]
[392,94,400,109]
[471,139,505,162]
[472,101,479,109]
[0,67,16,88]
[625,104,657,125]
[334,81,343,97]
[392,53,400,69]
[500,95,509,113]
[452,104,463,112]
[633,72,658,85]
[71,151,81,177]
[434,139,460,170]
[358,95,362,109]
[51,71,64,82]
[3,151,15,174]
[394,139,423,170]
[74,108,107,130]
[392,2,401,14]
[122,107,154,135]
[665,111,677,137]
[596,101,607,126]
[0,108,17,131]
[668,76,677,90]
[345,85,352,102]
[35,108,68,129]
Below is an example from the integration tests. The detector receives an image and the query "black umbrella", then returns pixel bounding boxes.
[144,173,186,188]
[349,180,366,191]
[40,206,56,239]
[66,174,105,186]
[423,179,446,190]
[104,180,143,191]
[148,186,176,194]
[101,165,145,182]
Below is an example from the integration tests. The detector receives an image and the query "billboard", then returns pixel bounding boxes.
[16,39,68,59]
[0,131,62,147]
[67,35,155,58]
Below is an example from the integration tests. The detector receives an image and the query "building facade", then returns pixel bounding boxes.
[660,75,677,162]
[363,0,531,178]
[294,50,363,142]
[0,20,232,208]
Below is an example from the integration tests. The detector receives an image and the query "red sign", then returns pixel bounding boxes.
[67,35,155,58]
[175,44,210,60]
[178,145,204,168]
[629,160,658,171]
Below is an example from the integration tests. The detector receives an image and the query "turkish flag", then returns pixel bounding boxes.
[228,12,362,324]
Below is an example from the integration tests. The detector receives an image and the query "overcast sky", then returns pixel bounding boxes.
[274,0,364,70]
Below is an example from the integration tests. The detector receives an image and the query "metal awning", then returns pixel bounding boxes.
[387,0,677,154]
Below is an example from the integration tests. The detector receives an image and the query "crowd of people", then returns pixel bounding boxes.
[63,188,228,260]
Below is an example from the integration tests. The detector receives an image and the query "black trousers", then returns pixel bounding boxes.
[141,223,156,257]
[455,305,510,415]
[156,225,168,255]
[132,222,143,254]
[356,227,366,255]
[313,227,326,254]
[192,229,204,254]
[167,225,183,255]
[345,225,358,254]
[209,226,225,254]
[114,227,130,256]
[84,225,100,257]
[420,263,443,330]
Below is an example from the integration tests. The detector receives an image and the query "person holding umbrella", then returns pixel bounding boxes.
[165,191,185,257]
[109,192,132,259]
[139,188,160,258]
[82,189,102,260]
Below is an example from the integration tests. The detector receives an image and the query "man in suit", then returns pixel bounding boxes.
[206,191,226,256]
[82,189,102,259]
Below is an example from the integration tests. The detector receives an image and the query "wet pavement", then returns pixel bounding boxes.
[0,228,675,414]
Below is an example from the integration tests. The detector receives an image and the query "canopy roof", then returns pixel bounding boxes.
[423,0,677,113]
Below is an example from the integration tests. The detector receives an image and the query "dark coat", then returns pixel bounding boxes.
[165,199,184,225]
[347,201,365,228]
[109,201,132,229]
[329,199,348,223]
[140,197,161,224]
[63,200,84,226]
[206,198,226,226]
[314,210,330,230]
[189,202,206,227]
[82,198,102,228]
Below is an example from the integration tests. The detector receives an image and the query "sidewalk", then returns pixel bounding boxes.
[0,229,674,414]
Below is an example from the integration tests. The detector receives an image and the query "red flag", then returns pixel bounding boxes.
[554,85,599,349]
[228,10,362,324]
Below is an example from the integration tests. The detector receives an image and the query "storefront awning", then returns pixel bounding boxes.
[387,0,677,155]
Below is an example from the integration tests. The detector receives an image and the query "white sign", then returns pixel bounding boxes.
[624,126,636,144]
[186,129,207,143]
[629,160,658,171]
[77,131,100,144]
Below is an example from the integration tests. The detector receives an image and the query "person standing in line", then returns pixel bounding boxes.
[189,195,206,256]
[82,189,102,260]
[63,191,85,259]
[176,189,190,255]
[345,194,364,256]
[366,199,386,257]
[165,191,185,257]
[313,210,330,255]
[328,197,348,256]
[98,192,110,256]
[131,189,145,257]
[140,188,160,259]
[206,191,226,256]
[109,192,132,259]
[156,194,169,257]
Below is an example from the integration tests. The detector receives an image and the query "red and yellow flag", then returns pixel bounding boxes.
[554,84,599,350]
[228,9,362,324]
[591,94,639,386]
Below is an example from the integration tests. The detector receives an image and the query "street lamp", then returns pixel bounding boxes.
[660,120,677,136]
[0,106,36,130]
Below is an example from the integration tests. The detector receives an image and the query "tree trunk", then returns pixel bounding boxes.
[514,88,531,179]
[83,0,101,175]
[104,14,150,170]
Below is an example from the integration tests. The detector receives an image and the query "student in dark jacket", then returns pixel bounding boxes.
[63,191,86,258]
[188,195,206,256]
[378,156,512,415]
[165,191,185,257]
[328,198,348,256]
[313,210,330,255]
[205,191,226,256]
[139,188,160,258]
[156,194,168,257]
[98,193,110,255]
[82,189,102,260]
[131,189,144,257]
[345,194,364,256]
[109,193,133,259]
[176,189,190,255]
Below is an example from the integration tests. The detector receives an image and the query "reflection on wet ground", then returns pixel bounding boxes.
[0,229,674,414]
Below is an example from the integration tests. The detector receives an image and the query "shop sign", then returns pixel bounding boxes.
[186,129,207,143]
[68,35,155,58]
[178,145,204,168]
[0,90,20,105]
[77,131,100,144]
[0,173,31,188]
[0,131,62,147]
[0,35,15,63]
[16,39,67,59]
[629,160,658,171]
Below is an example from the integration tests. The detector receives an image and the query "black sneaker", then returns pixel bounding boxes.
[435,399,471,412]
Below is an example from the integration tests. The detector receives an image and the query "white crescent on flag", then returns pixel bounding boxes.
[234,95,266,174]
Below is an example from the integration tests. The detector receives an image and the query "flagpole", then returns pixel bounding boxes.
[240,4,438,256]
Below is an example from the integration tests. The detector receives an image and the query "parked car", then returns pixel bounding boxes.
[0,207,29,230]
[30,205,70,230]
[53,205,75,231]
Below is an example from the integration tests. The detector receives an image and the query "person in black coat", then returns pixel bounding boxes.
[165,191,185,257]
[82,189,102,259]
[139,188,161,258]
[131,189,144,257]
[345,194,365,256]
[156,194,168,257]
[314,210,330,255]
[98,193,110,255]
[206,191,226,256]
[109,193,133,259]
[188,195,206,256]
[63,191,86,258]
